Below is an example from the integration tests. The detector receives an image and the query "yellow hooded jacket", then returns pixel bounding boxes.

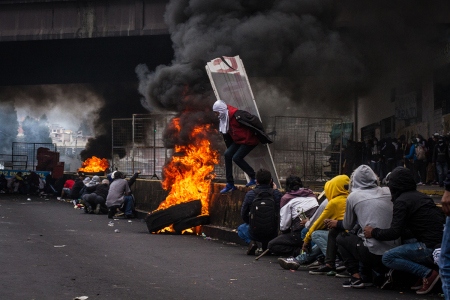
[303,174,350,244]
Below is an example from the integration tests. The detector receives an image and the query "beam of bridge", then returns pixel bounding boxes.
[0,0,169,42]
[0,0,173,85]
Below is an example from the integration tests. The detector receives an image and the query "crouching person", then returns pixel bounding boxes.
[302,175,350,275]
[267,175,318,256]
[237,169,282,255]
[106,171,132,219]
[82,179,110,214]
[364,167,445,295]
[336,165,399,288]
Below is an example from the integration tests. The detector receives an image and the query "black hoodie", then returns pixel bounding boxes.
[371,167,445,248]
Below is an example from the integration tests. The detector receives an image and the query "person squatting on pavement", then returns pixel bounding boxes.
[336,165,399,288]
[364,166,445,295]
[82,179,110,214]
[106,171,131,219]
[105,171,140,219]
[212,99,272,194]
[302,174,350,275]
[267,175,318,257]
[278,197,329,270]
[237,168,282,255]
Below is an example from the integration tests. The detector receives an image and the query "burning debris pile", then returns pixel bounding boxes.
[78,156,109,174]
[145,117,219,234]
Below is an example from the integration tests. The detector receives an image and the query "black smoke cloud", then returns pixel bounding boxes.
[137,0,447,123]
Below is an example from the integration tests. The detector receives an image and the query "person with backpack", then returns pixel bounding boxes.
[237,168,282,255]
[405,137,427,185]
[212,99,273,194]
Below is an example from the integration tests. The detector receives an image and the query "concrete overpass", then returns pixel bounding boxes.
[0,0,173,85]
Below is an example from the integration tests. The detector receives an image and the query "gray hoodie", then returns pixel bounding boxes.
[343,164,400,255]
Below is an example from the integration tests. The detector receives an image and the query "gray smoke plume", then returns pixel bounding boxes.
[0,84,104,154]
[137,0,446,122]
[0,99,19,153]
[0,83,146,160]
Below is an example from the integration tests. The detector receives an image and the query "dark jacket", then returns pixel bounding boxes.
[234,110,273,144]
[371,167,444,248]
[93,183,109,199]
[433,142,449,164]
[70,179,85,199]
[224,105,260,147]
[240,184,283,224]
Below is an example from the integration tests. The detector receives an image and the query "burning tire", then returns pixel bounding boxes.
[173,215,210,234]
[145,200,202,233]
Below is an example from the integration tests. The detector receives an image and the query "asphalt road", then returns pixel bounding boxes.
[0,193,444,300]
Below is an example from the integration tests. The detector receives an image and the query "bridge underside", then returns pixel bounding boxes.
[0,34,173,85]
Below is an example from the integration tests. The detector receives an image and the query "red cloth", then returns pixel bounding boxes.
[227,105,259,146]
[63,179,75,189]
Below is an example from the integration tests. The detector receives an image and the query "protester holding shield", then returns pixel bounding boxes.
[212,99,272,194]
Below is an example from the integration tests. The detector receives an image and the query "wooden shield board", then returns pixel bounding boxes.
[206,55,280,188]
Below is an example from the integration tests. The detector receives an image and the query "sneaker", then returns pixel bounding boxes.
[307,259,324,270]
[245,179,256,187]
[220,183,237,194]
[411,278,423,290]
[335,271,351,278]
[342,276,365,288]
[326,270,337,276]
[246,241,257,255]
[416,270,440,295]
[254,248,264,256]
[94,204,101,214]
[309,265,336,275]
[278,257,300,270]
[336,263,346,272]
[57,197,61,201]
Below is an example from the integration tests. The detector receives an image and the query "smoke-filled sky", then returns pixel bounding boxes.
[136,0,449,148]
[0,0,449,158]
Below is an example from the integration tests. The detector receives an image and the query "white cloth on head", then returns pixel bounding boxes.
[212,99,229,134]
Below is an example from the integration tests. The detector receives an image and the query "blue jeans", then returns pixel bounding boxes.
[123,195,134,216]
[440,217,450,299]
[311,230,328,256]
[237,223,253,244]
[224,143,256,184]
[436,162,448,186]
[382,241,434,278]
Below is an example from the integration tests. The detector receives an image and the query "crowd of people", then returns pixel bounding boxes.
[340,132,449,187]
[237,167,448,296]
[0,170,140,219]
[0,171,45,195]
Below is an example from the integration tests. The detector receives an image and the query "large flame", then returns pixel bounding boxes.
[78,156,109,173]
[156,117,219,231]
